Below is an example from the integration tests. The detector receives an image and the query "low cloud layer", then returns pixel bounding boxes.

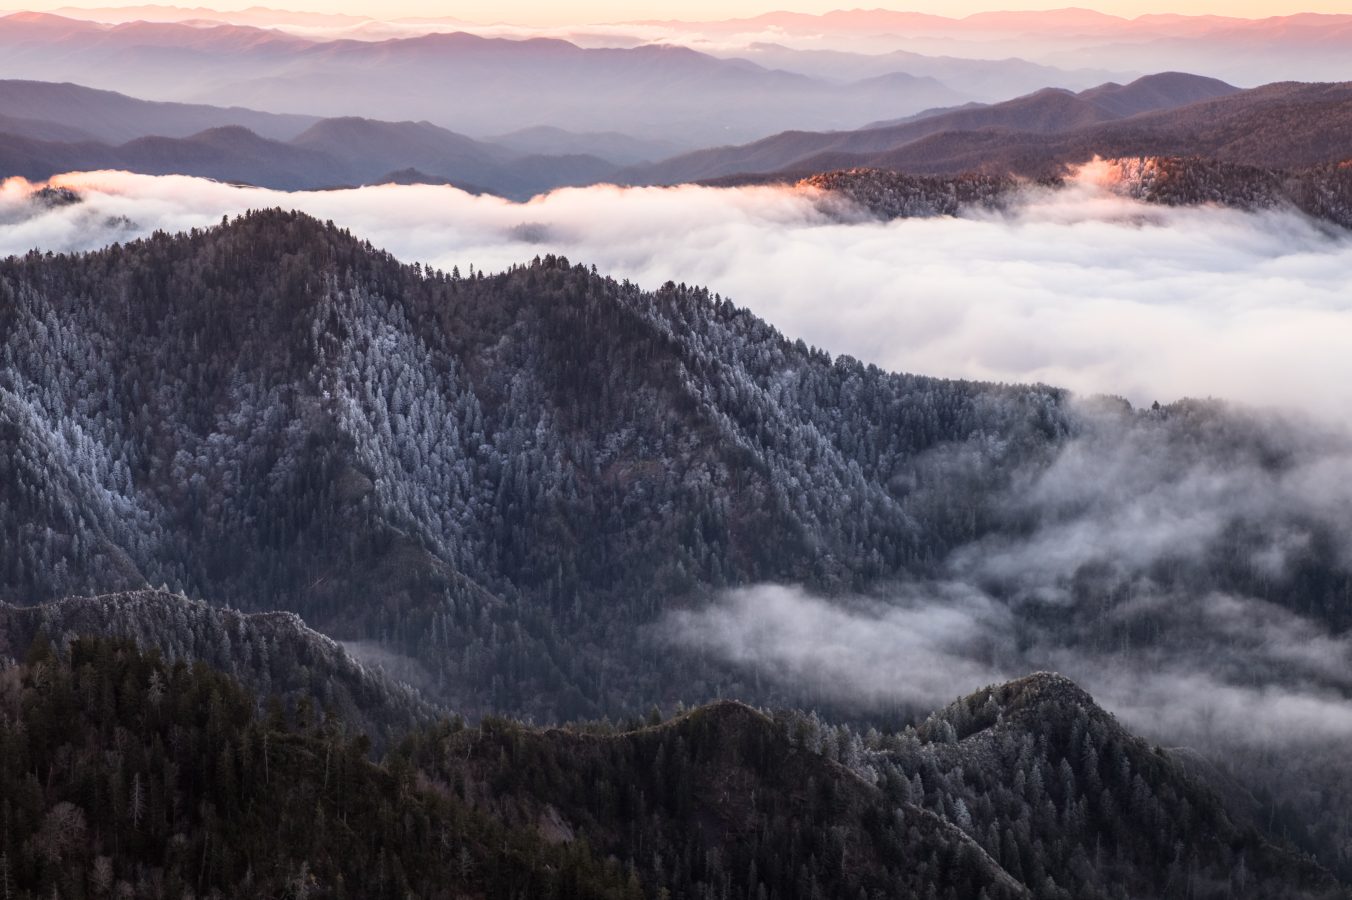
[669,584,1352,748]
[3,170,1351,418]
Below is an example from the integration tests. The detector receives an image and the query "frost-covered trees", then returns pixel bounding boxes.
[1,212,1349,771]
[0,210,1073,720]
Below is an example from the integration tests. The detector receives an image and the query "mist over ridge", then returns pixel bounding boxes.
[4,166,1351,420]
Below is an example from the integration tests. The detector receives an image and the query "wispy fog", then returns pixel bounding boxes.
[667,399,1352,750]
[666,584,1352,748]
[668,583,1018,709]
[950,400,1352,594]
[4,169,1349,419]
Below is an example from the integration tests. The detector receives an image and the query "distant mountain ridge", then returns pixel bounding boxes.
[627,72,1242,184]
[484,125,688,165]
[796,159,1352,230]
[0,12,973,143]
[10,5,1352,92]
[0,78,318,142]
[721,42,1129,102]
[633,7,1352,84]
[0,81,621,197]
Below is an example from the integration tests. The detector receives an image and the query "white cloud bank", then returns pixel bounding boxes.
[3,169,1351,419]
[667,584,1352,749]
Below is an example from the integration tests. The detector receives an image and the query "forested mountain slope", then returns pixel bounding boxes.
[3,209,1350,727]
[413,674,1345,899]
[0,209,1074,719]
[627,72,1241,184]
[882,674,1343,899]
[1095,156,1352,226]
[423,699,1029,900]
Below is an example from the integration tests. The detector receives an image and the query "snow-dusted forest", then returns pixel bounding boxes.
[2,209,1350,896]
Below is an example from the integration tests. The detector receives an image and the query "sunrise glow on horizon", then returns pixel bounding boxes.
[14,0,1352,25]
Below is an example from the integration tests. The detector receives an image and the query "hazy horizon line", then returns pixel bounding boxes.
[6,2,1351,29]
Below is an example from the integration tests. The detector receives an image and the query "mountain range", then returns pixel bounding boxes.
[625,71,1251,183]
[4,3,1350,104]
[30,4,1352,88]
[12,71,1349,201]
[635,8,1352,84]
[0,81,628,197]
[709,42,1130,99]
[3,208,1352,882]
[0,12,971,144]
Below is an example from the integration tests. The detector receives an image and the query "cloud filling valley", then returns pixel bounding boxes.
[4,169,1351,419]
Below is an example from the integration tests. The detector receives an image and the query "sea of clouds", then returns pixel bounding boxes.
[3,169,1351,419]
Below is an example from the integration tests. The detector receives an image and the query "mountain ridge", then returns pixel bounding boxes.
[0,90,625,197]
[792,159,1352,230]
[0,15,972,143]
[0,76,317,142]
[626,71,1244,184]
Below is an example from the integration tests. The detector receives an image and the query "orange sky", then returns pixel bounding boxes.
[21,1,1352,25]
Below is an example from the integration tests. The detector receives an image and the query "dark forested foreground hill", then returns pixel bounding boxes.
[0,635,639,900]
[1,634,1342,899]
